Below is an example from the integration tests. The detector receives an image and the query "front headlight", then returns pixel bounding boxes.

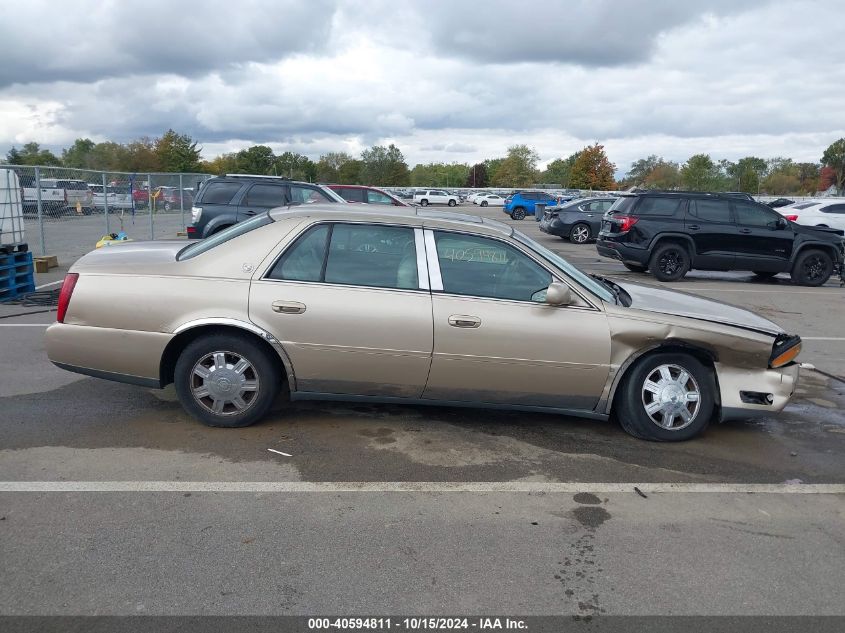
[191,206,202,223]
[769,334,802,368]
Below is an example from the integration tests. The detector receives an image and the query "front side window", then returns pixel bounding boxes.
[821,204,845,214]
[734,201,780,227]
[433,231,551,302]
[290,186,333,205]
[244,184,287,207]
[367,190,393,205]
[268,223,418,290]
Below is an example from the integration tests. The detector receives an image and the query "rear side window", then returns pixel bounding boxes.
[244,184,287,207]
[792,202,820,210]
[821,204,845,214]
[199,181,242,205]
[178,214,273,260]
[636,197,683,216]
[289,186,333,204]
[268,223,418,290]
[268,224,330,282]
[689,199,732,223]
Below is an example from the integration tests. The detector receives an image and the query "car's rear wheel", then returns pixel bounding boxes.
[512,207,526,220]
[623,263,647,273]
[569,223,591,244]
[420,199,429,206]
[174,333,281,428]
[650,242,690,282]
[791,249,833,286]
[752,271,778,280]
[616,353,715,441]
[448,199,456,207]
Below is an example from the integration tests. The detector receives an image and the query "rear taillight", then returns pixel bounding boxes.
[57,273,79,323]
[612,214,639,232]
[785,214,798,221]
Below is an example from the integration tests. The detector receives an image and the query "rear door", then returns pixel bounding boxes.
[249,222,433,398]
[685,198,735,269]
[731,200,794,272]
[238,183,287,219]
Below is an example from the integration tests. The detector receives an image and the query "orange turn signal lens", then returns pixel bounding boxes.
[770,342,801,368]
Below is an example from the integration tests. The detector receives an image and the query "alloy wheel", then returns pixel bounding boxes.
[640,364,701,430]
[190,351,260,416]
[802,255,827,282]
[658,250,684,276]
[571,225,590,243]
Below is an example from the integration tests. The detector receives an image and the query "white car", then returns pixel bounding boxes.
[89,184,133,210]
[474,194,505,207]
[778,199,845,231]
[413,189,459,207]
[466,191,487,203]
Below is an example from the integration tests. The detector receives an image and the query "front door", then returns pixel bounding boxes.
[731,200,794,272]
[421,229,611,410]
[249,222,433,398]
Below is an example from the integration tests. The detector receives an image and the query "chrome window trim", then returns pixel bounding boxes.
[422,228,600,311]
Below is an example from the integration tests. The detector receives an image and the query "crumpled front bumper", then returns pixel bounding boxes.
[716,361,801,421]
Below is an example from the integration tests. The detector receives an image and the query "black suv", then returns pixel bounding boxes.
[188,175,345,238]
[596,191,844,286]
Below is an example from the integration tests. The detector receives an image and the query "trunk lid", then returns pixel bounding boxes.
[70,240,186,274]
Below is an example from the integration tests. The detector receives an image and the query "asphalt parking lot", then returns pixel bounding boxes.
[2,204,844,617]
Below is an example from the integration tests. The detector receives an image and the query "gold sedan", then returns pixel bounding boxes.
[47,206,802,441]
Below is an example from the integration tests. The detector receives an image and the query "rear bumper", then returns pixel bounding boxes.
[717,362,800,421]
[596,238,650,266]
[539,217,569,237]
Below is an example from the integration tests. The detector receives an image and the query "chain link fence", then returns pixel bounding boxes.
[6,165,212,264]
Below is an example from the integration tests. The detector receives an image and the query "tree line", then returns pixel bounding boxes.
[3,130,843,194]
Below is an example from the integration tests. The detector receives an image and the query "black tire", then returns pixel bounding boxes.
[512,207,526,220]
[649,242,690,282]
[616,353,715,442]
[569,223,591,244]
[420,199,429,206]
[174,333,281,428]
[752,271,778,280]
[790,249,833,287]
[480,200,488,207]
[448,199,456,207]
[623,263,647,273]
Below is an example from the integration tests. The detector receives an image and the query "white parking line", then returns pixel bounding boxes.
[0,482,843,494]
[35,280,64,290]
[0,324,50,327]
[802,337,845,341]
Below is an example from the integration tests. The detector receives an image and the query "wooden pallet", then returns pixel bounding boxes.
[0,251,35,302]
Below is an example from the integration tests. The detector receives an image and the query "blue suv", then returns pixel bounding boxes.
[503,191,559,220]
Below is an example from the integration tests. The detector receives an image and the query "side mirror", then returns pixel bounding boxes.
[544,282,573,306]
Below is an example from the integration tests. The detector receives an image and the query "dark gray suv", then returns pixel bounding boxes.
[187,175,345,238]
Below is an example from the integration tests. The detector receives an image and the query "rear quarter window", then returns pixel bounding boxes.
[607,197,637,214]
[177,214,273,260]
[198,181,242,205]
[635,197,683,216]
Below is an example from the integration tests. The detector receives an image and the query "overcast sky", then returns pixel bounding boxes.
[0,0,843,175]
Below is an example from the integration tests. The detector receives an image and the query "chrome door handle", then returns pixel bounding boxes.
[272,300,306,314]
[448,315,481,328]
[687,224,700,230]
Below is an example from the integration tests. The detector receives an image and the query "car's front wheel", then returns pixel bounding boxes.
[419,199,429,206]
[480,200,488,207]
[174,333,281,428]
[791,249,833,286]
[650,242,690,282]
[448,199,457,207]
[616,353,715,441]
[511,207,526,220]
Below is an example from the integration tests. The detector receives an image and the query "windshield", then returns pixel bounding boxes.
[512,230,616,303]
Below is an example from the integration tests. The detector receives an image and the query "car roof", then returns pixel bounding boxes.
[268,204,513,236]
